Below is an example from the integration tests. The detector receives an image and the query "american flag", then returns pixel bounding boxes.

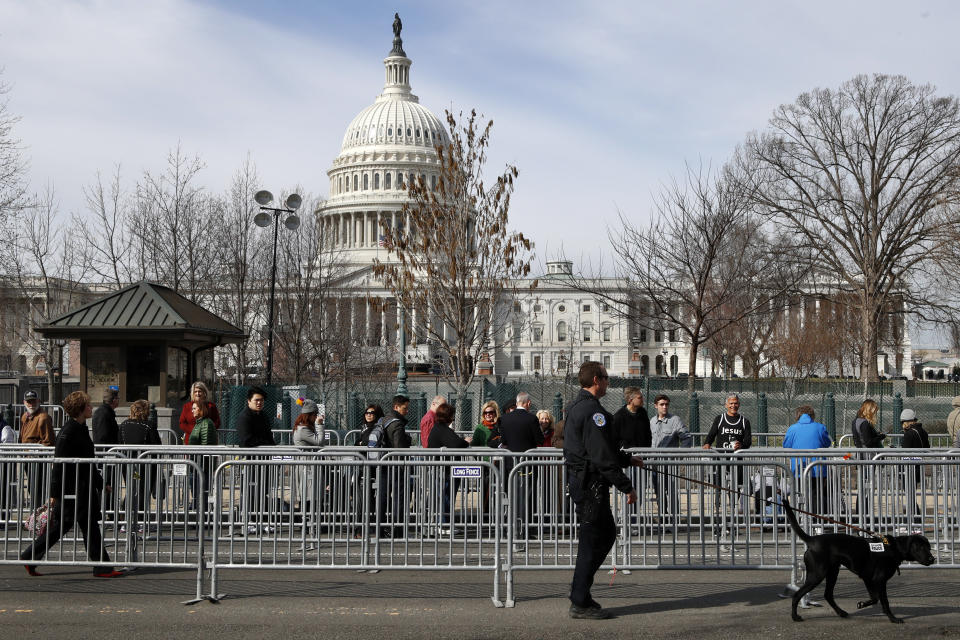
[378,234,388,247]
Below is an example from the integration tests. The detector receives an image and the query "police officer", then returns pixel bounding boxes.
[563,361,643,620]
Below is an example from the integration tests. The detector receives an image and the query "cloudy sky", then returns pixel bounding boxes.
[1,1,958,345]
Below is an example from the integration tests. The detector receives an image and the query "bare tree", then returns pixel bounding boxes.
[0,71,27,226]
[578,162,804,393]
[273,195,353,386]
[133,144,207,295]
[213,156,270,384]
[373,110,536,399]
[4,186,91,398]
[77,165,128,288]
[744,74,960,381]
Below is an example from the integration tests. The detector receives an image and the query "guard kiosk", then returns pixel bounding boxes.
[36,282,247,427]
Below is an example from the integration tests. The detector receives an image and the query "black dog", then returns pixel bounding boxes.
[783,497,935,623]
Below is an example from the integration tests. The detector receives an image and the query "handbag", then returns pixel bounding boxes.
[26,504,49,537]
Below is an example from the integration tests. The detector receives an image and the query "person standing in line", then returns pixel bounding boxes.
[0,415,15,524]
[850,399,883,522]
[536,409,555,447]
[782,405,831,515]
[563,361,643,620]
[375,395,412,538]
[117,399,162,532]
[649,394,692,526]
[472,401,502,448]
[611,387,651,449]
[900,408,929,524]
[471,400,502,517]
[427,402,471,527]
[178,382,221,444]
[851,399,884,449]
[356,404,383,538]
[92,389,120,496]
[702,394,751,537]
[292,400,323,448]
[21,391,123,578]
[290,400,322,516]
[611,387,651,531]
[236,387,276,534]
[946,396,960,448]
[500,392,543,542]
[420,395,446,447]
[19,390,55,510]
[92,389,120,446]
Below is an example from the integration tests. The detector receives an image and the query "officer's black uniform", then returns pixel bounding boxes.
[563,388,634,609]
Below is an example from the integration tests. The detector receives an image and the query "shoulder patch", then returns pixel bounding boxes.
[592,413,606,427]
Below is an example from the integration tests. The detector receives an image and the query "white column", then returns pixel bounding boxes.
[381,306,387,345]
[365,298,372,345]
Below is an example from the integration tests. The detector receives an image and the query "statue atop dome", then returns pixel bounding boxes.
[390,13,406,56]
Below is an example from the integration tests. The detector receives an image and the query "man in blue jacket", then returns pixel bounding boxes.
[782,405,832,514]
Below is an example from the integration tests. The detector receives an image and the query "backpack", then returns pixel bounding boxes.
[367,417,400,459]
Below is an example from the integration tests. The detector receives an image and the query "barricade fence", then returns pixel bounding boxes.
[0,456,207,603]
[1,447,956,607]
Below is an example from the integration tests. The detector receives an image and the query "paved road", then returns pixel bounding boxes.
[1,564,958,639]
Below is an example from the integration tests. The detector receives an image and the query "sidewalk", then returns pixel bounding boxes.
[1,564,957,639]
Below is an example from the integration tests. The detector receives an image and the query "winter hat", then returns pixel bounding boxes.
[300,399,318,415]
[899,408,917,422]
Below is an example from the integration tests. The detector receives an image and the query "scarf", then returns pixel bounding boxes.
[482,416,497,429]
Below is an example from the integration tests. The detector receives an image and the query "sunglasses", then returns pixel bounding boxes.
[483,410,496,415]
[364,410,376,415]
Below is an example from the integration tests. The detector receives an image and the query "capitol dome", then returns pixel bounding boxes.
[320,19,449,265]
[340,95,449,154]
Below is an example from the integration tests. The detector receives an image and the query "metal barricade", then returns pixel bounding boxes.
[501,457,797,606]
[208,457,503,605]
[158,428,181,445]
[814,452,960,567]
[801,457,960,565]
[836,433,954,448]
[1,456,206,603]
[13,404,67,429]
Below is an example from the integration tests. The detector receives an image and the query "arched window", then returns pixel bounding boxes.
[397,172,404,189]
[363,174,369,190]
[385,172,392,189]
[374,173,380,190]
[338,176,343,193]
[353,175,358,191]
[431,175,437,190]
[557,321,567,342]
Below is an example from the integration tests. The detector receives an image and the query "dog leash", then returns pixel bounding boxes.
[643,463,884,539]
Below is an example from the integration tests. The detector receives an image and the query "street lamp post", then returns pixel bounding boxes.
[397,304,408,395]
[254,189,302,387]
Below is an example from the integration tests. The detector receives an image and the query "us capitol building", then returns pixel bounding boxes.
[311,17,910,381]
[312,18,691,380]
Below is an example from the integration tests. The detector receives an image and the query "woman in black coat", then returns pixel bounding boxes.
[427,403,471,527]
[21,391,123,578]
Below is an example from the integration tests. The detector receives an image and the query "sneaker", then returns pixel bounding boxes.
[569,604,612,619]
[24,565,42,577]
[246,525,259,534]
[93,569,125,578]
